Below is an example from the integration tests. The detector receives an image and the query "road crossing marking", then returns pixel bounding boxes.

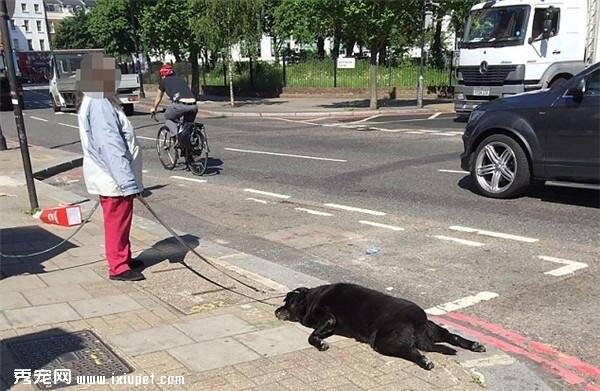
[438,169,469,174]
[359,220,404,231]
[170,176,207,184]
[58,122,78,129]
[244,188,291,199]
[449,225,539,243]
[538,255,589,276]
[323,203,386,216]
[294,207,333,216]
[225,147,347,163]
[433,235,484,247]
[29,116,48,122]
[428,112,442,119]
[425,291,499,315]
[246,197,269,204]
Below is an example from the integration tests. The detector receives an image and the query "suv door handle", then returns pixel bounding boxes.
[552,50,561,54]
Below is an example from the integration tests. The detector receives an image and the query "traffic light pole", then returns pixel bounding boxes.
[0,0,39,211]
[417,0,426,108]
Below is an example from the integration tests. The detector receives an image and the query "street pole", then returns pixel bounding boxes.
[0,120,7,150]
[129,0,145,98]
[0,0,39,211]
[417,0,427,108]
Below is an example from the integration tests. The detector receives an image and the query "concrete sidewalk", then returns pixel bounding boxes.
[140,89,454,118]
[1,142,481,390]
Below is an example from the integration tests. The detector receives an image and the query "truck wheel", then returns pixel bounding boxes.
[470,134,530,199]
[50,94,60,112]
[123,104,134,116]
[549,77,569,89]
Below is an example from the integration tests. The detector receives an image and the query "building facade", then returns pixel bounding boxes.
[6,0,50,51]
[44,0,96,43]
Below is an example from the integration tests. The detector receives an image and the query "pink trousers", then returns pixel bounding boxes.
[99,195,134,276]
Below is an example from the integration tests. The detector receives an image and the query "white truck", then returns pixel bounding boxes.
[455,0,600,115]
[49,49,140,115]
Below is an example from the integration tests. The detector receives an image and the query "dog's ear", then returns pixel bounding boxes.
[284,287,309,302]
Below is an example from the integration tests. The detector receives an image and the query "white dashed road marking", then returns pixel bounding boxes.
[323,203,386,216]
[433,235,484,247]
[449,225,539,243]
[538,255,589,276]
[359,220,404,231]
[244,188,291,199]
[428,112,442,119]
[170,176,207,184]
[438,169,469,174]
[425,292,499,315]
[58,122,78,129]
[29,116,48,122]
[225,147,347,163]
[246,197,269,204]
[294,207,333,216]
[136,136,155,141]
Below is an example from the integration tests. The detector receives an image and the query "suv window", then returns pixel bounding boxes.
[532,7,560,40]
[585,69,600,96]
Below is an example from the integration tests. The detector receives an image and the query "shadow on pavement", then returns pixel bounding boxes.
[135,234,200,270]
[458,176,600,208]
[141,184,168,198]
[0,226,77,278]
[205,157,223,176]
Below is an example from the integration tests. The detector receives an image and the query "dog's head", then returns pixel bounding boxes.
[275,287,310,322]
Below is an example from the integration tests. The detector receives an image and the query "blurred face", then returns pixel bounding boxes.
[77,54,120,97]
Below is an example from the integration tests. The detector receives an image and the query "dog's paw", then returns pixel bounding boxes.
[318,341,330,351]
[421,359,434,370]
[471,342,486,352]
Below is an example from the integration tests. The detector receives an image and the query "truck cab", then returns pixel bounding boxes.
[454,0,597,115]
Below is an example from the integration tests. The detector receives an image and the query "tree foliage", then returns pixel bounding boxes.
[52,9,98,50]
[87,0,135,59]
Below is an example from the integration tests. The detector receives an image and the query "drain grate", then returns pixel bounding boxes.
[8,330,132,389]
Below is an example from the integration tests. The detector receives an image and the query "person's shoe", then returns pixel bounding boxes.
[109,270,145,281]
[128,259,144,269]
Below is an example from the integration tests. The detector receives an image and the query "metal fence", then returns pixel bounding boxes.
[145,58,454,91]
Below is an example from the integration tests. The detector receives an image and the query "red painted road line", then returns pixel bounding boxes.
[447,312,600,381]
[431,315,586,385]
[586,384,600,391]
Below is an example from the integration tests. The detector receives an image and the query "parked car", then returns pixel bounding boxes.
[461,62,600,198]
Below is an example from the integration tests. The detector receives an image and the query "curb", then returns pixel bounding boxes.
[33,157,83,180]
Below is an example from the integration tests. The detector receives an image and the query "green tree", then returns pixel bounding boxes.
[52,9,98,49]
[139,0,202,96]
[87,0,136,60]
[190,0,263,106]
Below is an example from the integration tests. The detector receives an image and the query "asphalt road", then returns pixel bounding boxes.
[2,89,599,388]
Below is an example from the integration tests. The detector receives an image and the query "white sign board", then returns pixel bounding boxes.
[336,57,356,69]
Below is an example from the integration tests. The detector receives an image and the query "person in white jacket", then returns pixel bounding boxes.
[77,52,145,281]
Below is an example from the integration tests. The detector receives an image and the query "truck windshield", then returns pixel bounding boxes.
[54,55,83,77]
[461,6,529,48]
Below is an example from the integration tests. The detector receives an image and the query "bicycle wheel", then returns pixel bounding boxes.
[186,125,209,176]
[156,126,178,170]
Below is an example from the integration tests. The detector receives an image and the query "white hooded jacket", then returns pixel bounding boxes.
[78,93,143,196]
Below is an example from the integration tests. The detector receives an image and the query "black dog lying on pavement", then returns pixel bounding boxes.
[275,283,486,370]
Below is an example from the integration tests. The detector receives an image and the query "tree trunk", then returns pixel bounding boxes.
[190,46,200,98]
[317,37,325,59]
[344,40,355,56]
[228,48,235,107]
[368,44,378,110]
[431,17,444,68]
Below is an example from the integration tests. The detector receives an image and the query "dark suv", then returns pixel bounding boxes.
[461,63,600,198]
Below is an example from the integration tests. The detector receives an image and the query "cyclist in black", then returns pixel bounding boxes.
[150,64,197,137]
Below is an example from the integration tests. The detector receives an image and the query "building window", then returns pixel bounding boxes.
[36,20,43,32]
[10,19,16,29]
[13,39,19,49]
[21,3,27,12]
[34,3,40,13]
[40,39,45,50]
[49,21,55,33]
[27,39,33,50]
[23,20,30,32]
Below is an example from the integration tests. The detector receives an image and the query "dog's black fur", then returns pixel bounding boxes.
[275,283,486,370]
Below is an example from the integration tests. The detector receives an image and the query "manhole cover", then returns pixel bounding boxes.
[8,330,132,389]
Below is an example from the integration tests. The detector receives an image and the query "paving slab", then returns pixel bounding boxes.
[168,338,260,371]
[22,285,92,306]
[0,313,11,331]
[234,325,311,357]
[38,268,104,286]
[0,274,47,293]
[4,303,81,328]
[174,314,256,342]
[110,325,194,356]
[69,294,142,318]
[0,291,30,310]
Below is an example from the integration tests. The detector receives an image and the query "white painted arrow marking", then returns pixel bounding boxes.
[538,255,588,276]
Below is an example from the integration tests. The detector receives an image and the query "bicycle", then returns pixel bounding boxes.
[151,110,210,176]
